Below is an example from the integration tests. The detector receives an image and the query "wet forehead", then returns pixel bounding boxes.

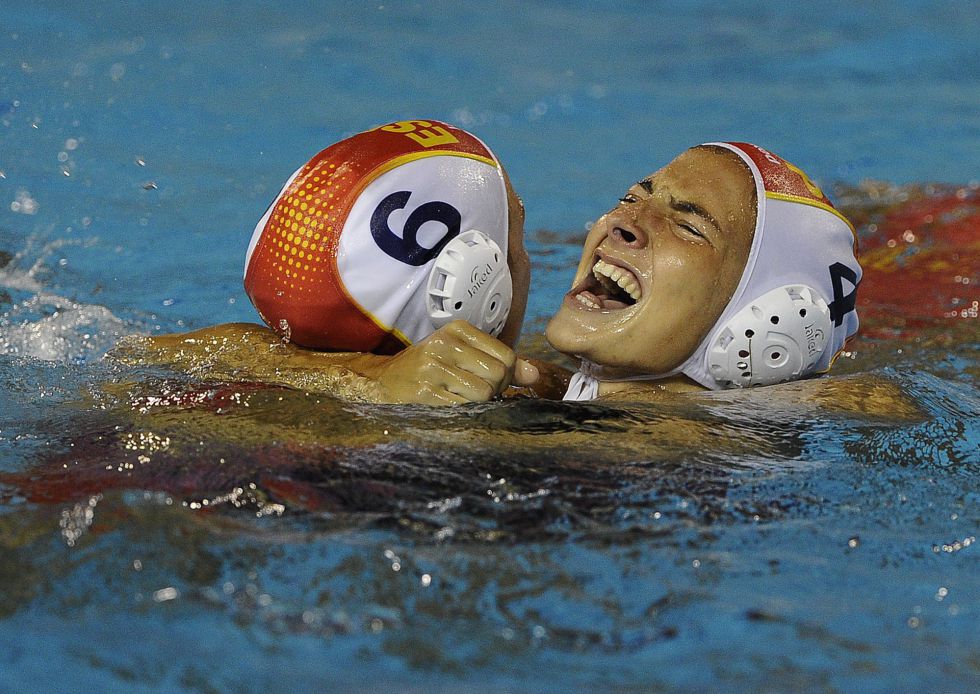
[644,147,756,233]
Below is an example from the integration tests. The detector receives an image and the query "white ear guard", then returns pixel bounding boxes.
[706,284,832,387]
[426,229,512,337]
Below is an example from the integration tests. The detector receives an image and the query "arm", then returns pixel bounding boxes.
[112,321,539,406]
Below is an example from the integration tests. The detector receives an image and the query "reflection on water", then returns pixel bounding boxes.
[1,184,978,689]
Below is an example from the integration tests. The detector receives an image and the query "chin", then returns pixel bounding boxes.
[546,309,688,378]
[544,309,585,357]
[544,313,571,354]
[545,308,610,365]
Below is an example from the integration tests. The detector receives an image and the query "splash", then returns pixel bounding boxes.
[9,189,38,215]
[0,291,127,363]
[0,237,128,363]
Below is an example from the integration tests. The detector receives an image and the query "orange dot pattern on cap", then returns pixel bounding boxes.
[260,160,346,297]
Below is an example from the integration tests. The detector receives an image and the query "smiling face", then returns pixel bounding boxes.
[545,146,758,378]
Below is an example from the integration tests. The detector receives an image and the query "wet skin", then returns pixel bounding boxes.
[545,146,758,391]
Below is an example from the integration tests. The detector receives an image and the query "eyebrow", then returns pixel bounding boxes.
[669,196,722,234]
[620,178,654,204]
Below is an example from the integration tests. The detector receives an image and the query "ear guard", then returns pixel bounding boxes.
[706,284,832,387]
[425,229,512,337]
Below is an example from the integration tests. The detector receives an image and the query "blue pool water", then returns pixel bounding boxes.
[1,1,978,691]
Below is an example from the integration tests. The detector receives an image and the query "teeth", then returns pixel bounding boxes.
[574,293,600,309]
[592,259,641,302]
[616,274,640,299]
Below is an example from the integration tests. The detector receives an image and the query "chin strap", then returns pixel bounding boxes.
[563,361,601,401]
[563,360,673,401]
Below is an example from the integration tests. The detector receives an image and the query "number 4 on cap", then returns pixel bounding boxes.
[828,262,859,326]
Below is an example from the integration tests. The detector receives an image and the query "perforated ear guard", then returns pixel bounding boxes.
[706,285,832,387]
[426,229,512,337]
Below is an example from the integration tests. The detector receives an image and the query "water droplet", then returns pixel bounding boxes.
[153,586,179,602]
[10,189,38,214]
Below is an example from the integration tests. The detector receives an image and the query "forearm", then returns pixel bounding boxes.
[110,323,392,401]
[111,321,540,406]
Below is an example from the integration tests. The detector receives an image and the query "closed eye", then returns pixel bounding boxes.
[677,222,705,239]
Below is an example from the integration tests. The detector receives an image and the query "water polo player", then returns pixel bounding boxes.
[244,119,528,353]
[132,119,540,404]
[547,142,862,400]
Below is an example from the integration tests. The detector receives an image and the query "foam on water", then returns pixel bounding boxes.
[1,239,128,363]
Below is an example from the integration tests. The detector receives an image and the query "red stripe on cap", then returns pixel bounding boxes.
[723,142,836,208]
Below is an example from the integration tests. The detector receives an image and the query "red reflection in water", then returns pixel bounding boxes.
[856,186,979,338]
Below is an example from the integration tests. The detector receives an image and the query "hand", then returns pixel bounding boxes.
[371,321,539,405]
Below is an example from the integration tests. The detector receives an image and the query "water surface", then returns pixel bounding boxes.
[1,2,978,691]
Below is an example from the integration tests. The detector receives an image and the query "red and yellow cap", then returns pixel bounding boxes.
[244,120,509,353]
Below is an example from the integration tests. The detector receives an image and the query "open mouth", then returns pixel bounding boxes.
[571,256,642,311]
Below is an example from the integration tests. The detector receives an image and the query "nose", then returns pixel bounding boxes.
[608,221,648,249]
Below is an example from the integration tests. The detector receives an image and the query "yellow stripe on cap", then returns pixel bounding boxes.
[766,190,857,237]
[371,150,500,180]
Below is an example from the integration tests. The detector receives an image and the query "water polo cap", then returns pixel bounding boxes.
[244,119,510,353]
[677,142,862,389]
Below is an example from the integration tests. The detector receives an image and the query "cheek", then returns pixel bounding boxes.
[648,244,735,331]
[652,238,725,289]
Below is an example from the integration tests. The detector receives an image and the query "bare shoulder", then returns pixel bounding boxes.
[789,372,922,419]
[712,373,922,419]
[111,322,282,366]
